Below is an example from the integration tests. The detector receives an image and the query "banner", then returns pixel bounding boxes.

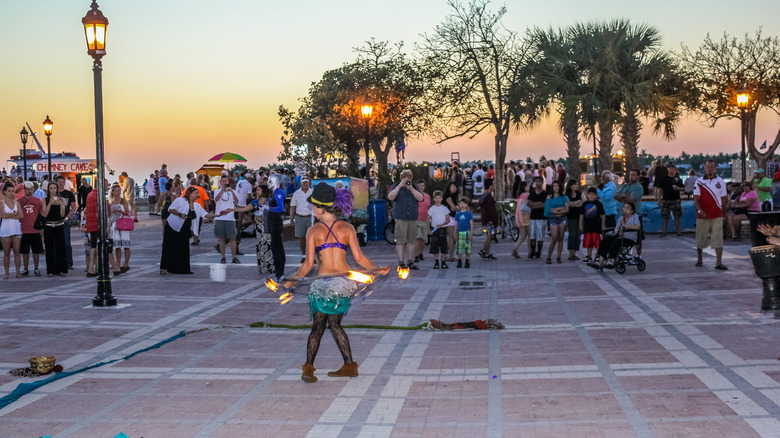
[33,161,92,173]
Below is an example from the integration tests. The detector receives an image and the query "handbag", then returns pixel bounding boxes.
[116,217,134,231]
[33,214,46,230]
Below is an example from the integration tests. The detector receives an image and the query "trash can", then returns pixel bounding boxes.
[748,211,780,246]
[368,200,387,241]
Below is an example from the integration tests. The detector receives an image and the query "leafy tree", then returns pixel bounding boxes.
[417,0,545,200]
[678,29,780,170]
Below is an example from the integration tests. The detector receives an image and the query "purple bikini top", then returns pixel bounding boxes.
[314,220,349,253]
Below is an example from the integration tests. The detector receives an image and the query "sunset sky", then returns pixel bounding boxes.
[1,0,779,181]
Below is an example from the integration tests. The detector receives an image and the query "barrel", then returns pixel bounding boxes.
[748,245,780,311]
[367,200,387,241]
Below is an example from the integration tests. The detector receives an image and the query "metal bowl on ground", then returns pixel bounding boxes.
[28,356,56,374]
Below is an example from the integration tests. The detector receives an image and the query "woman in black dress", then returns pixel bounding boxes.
[41,182,68,277]
[160,187,221,275]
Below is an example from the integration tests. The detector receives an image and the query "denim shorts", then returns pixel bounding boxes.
[549,216,567,227]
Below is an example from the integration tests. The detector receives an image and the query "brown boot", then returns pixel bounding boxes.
[301,364,317,383]
[327,362,359,378]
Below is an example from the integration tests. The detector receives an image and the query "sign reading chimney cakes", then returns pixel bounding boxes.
[34,160,93,173]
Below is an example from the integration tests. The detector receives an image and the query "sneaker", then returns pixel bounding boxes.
[527,253,535,259]
[398,263,407,270]
[34,269,41,276]
[418,254,424,262]
[582,256,592,263]
[456,260,462,268]
[441,262,449,269]
[486,254,497,260]
[464,260,470,268]
[478,250,487,259]
[408,262,419,270]
[433,261,439,269]
[20,270,29,277]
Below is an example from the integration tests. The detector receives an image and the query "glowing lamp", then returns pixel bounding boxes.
[43,115,53,137]
[361,104,373,118]
[82,1,108,59]
[736,91,750,109]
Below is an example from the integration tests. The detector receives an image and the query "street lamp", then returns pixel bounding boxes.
[83,0,116,307]
[361,103,373,175]
[737,85,751,181]
[20,127,29,180]
[43,115,53,181]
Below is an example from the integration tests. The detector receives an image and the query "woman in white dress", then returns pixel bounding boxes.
[0,181,24,279]
[108,184,131,275]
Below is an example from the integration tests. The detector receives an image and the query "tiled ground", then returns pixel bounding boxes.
[0,214,779,437]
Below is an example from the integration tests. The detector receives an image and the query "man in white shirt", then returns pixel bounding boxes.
[289,177,313,263]
[472,166,486,197]
[233,174,253,255]
[145,174,157,215]
[213,175,240,263]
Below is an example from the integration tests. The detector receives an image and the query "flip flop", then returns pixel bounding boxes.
[715,264,728,270]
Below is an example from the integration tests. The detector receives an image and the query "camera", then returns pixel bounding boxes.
[405,181,411,186]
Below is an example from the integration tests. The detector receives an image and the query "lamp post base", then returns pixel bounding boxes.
[92,296,118,307]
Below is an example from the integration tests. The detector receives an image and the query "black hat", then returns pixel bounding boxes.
[307,182,336,207]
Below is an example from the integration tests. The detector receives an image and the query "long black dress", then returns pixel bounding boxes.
[43,201,68,276]
[160,210,196,274]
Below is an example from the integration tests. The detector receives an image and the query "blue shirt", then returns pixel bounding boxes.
[390,183,420,221]
[267,188,286,214]
[597,181,617,216]
[455,210,473,232]
[544,195,568,218]
[158,176,168,193]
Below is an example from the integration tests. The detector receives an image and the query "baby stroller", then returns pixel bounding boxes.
[612,236,646,274]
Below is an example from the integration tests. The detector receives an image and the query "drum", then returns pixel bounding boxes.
[748,245,780,311]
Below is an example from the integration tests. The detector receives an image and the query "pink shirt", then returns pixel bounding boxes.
[417,193,431,221]
[18,196,42,234]
[740,190,761,212]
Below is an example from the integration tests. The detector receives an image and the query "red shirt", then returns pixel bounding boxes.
[486,169,495,180]
[693,176,727,219]
[85,190,99,232]
[18,196,42,234]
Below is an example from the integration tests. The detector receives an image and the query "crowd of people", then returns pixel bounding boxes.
[1,156,779,281]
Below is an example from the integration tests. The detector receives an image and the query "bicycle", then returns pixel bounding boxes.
[496,201,519,242]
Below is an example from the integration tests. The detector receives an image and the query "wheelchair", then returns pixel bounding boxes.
[612,236,646,274]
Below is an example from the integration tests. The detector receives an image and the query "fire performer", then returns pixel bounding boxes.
[284,182,389,383]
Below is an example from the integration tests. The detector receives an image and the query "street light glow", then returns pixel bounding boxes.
[82,0,108,57]
[737,92,750,108]
[361,104,373,118]
[43,115,53,136]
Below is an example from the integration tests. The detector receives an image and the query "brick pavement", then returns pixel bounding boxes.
[0,215,779,437]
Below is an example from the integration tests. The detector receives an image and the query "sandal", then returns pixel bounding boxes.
[220,258,227,264]
[546,258,552,264]
[715,264,728,270]
[556,258,562,264]
[232,258,241,264]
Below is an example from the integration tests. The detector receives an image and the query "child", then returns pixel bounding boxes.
[428,190,452,269]
[454,197,473,268]
[580,187,605,263]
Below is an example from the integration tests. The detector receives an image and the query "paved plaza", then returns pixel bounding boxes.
[1,214,779,438]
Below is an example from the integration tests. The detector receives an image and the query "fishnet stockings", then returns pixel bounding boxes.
[305,312,353,365]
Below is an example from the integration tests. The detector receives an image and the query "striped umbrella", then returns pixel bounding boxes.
[207,152,247,163]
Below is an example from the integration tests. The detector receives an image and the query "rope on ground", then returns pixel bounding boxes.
[0,331,186,410]
[250,321,429,330]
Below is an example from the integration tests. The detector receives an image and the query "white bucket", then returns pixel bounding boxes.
[210,263,226,282]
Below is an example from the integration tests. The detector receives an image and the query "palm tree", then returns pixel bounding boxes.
[529,27,589,182]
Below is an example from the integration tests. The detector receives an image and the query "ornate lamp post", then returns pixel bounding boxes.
[83,0,116,307]
[361,103,373,174]
[736,85,751,181]
[20,127,29,180]
[43,115,53,181]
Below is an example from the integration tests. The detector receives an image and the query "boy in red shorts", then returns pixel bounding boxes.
[580,187,605,264]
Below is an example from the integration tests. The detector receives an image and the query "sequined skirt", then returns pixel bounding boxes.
[308,277,358,316]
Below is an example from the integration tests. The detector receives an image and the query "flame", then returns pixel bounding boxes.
[266,279,278,292]
[279,292,293,305]
[347,271,373,283]
[397,266,410,280]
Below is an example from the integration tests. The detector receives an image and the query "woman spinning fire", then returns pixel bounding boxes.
[284,182,389,383]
